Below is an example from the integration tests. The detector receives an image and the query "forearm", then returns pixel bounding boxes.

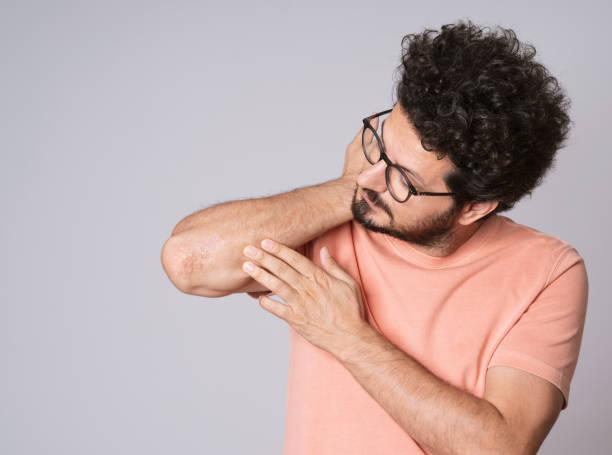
[162,177,355,294]
[335,326,516,455]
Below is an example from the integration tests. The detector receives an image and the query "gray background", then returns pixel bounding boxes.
[2,0,610,453]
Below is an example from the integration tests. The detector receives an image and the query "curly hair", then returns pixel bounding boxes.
[393,19,572,221]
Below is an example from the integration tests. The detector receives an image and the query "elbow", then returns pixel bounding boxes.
[161,235,232,298]
[161,235,193,293]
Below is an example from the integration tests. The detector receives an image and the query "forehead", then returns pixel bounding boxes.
[385,105,454,184]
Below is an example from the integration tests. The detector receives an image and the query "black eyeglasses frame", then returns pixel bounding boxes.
[361,109,457,203]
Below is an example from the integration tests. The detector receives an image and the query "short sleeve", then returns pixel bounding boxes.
[487,248,589,410]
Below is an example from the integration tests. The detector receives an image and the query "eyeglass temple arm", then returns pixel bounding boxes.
[363,108,393,123]
[416,191,456,196]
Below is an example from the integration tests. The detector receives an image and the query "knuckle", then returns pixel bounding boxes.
[345,279,360,295]
[312,269,329,287]
[273,277,288,292]
[276,279,295,299]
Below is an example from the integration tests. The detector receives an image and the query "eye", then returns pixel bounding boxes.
[401,171,416,190]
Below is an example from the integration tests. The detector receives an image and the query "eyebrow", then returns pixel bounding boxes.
[381,118,425,185]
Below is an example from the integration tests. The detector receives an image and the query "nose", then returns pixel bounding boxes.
[356,159,388,193]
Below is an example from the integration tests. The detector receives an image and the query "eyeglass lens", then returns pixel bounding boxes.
[362,116,412,201]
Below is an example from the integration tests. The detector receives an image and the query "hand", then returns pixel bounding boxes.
[240,239,369,356]
[341,112,379,182]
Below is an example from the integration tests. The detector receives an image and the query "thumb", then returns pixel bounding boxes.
[320,246,354,284]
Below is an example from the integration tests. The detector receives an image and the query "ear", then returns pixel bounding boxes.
[457,200,499,225]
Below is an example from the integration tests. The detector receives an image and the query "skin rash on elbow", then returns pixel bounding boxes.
[168,233,226,280]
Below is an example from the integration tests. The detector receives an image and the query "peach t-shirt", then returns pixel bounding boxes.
[284,214,588,455]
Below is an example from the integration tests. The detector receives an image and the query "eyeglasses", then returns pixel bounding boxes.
[361,108,457,203]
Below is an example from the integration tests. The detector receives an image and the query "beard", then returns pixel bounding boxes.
[350,185,464,250]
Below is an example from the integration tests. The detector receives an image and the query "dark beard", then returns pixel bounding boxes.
[350,186,464,250]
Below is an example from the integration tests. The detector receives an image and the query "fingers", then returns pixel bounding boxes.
[363,135,379,159]
[353,111,378,144]
[319,246,356,286]
[362,112,379,146]
[243,261,295,303]
[257,239,316,278]
[371,114,379,130]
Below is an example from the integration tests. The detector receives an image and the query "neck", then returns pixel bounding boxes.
[412,220,482,257]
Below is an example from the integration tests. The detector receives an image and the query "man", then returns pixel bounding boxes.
[161,20,588,455]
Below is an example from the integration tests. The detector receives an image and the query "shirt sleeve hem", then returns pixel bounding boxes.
[487,348,570,410]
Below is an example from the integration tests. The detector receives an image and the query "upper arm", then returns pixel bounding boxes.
[484,365,564,455]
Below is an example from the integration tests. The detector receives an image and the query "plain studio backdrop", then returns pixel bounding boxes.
[2,1,610,453]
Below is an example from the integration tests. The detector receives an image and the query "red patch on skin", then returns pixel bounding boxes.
[171,233,225,278]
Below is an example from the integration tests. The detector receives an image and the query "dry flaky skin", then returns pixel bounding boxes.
[169,234,225,280]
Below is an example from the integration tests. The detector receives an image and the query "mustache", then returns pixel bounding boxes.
[365,190,382,207]
[365,190,391,213]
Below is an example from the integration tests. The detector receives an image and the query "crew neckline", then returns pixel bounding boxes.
[379,214,502,269]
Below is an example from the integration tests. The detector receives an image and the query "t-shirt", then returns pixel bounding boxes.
[283,214,588,455]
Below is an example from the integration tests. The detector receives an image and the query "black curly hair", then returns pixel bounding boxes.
[393,19,572,221]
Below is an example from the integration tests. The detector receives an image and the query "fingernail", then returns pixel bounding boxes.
[244,245,260,259]
[321,246,330,259]
[261,239,276,251]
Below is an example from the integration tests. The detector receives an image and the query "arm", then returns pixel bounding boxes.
[337,326,561,455]
[160,115,378,297]
[238,235,564,454]
[161,177,355,296]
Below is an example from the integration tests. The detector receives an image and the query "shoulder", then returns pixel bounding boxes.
[495,216,584,273]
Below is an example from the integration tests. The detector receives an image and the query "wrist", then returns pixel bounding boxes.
[335,323,383,365]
